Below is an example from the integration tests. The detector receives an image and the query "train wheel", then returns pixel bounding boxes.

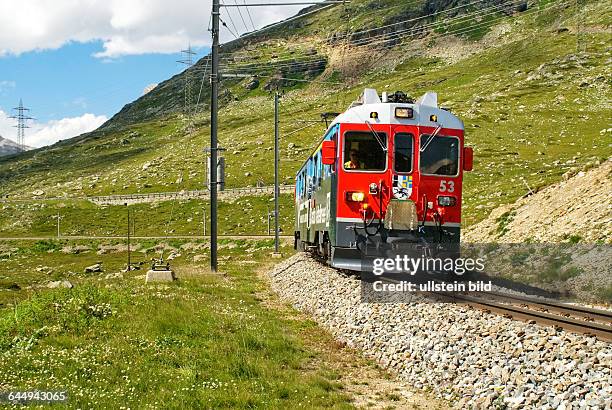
[323,241,331,262]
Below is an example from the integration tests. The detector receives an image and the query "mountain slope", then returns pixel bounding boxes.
[0,0,610,227]
[0,136,28,157]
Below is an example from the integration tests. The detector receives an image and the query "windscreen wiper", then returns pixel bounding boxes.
[364,120,387,152]
[420,124,442,153]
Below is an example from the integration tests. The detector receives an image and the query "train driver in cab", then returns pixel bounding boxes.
[344,149,365,169]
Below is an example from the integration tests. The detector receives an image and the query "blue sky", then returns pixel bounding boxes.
[0,41,208,123]
[0,0,312,147]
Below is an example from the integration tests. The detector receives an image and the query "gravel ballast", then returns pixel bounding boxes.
[268,254,611,409]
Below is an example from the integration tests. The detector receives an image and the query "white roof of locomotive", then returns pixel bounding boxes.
[330,88,464,131]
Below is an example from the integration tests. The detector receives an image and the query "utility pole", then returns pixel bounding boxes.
[208,0,346,265]
[210,0,220,272]
[56,213,60,238]
[273,91,281,256]
[10,99,34,151]
[126,204,131,270]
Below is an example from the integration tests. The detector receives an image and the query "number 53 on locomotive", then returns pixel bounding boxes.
[294,89,474,271]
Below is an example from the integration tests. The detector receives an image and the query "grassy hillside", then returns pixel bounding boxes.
[0,0,610,227]
[0,194,294,238]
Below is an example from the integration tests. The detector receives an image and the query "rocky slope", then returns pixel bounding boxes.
[463,159,612,302]
[464,158,612,243]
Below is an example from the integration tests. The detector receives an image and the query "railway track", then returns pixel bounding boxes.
[309,252,612,342]
[347,264,612,342]
[427,288,612,343]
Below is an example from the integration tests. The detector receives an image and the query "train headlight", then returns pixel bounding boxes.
[438,196,457,207]
[395,107,414,119]
[346,191,365,202]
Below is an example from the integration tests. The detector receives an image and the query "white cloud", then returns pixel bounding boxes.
[0,110,15,140]
[0,1,317,58]
[0,80,16,96]
[0,109,107,148]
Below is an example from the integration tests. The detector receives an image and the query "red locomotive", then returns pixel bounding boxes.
[294,89,473,271]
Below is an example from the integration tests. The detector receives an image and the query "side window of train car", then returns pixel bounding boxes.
[394,133,413,173]
[317,151,323,186]
[419,135,460,176]
[313,155,320,187]
[326,127,338,176]
[297,172,304,199]
[306,159,314,197]
[343,131,387,171]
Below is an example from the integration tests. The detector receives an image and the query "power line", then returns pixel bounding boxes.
[232,0,250,33]
[222,8,240,37]
[338,0,525,48]
[220,16,240,38]
[220,58,328,72]
[348,0,558,49]
[215,0,523,66]
[177,45,197,114]
[327,0,515,43]
[215,0,559,85]
[242,0,257,32]
[194,55,212,115]
[9,99,34,151]
[222,73,343,84]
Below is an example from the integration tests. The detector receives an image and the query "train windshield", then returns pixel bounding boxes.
[420,135,459,176]
[343,132,387,171]
[394,133,413,173]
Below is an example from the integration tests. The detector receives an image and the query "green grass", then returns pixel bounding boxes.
[0,0,610,230]
[495,211,516,237]
[0,240,355,408]
[0,194,294,238]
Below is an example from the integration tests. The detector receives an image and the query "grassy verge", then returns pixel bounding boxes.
[0,239,360,408]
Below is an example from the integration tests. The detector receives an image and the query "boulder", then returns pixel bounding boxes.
[47,280,73,289]
[84,263,102,273]
[244,78,260,90]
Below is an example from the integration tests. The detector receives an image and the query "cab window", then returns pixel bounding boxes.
[394,133,413,173]
[420,135,459,176]
[343,132,386,171]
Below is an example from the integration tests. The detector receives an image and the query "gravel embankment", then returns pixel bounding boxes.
[268,254,611,409]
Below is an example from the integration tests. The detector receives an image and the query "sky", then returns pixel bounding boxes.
[0,0,316,148]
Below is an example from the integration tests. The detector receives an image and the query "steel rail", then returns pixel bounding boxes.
[357,274,612,342]
[428,290,612,342]
[484,291,612,324]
